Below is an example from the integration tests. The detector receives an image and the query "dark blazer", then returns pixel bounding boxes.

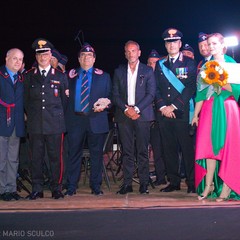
[24,67,68,134]
[112,62,156,122]
[65,67,112,134]
[0,66,24,137]
[155,53,196,122]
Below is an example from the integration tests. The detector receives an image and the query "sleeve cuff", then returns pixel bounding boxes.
[134,106,140,113]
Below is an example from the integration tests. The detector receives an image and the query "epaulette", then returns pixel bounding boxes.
[51,68,55,75]
[25,67,36,74]
[178,52,184,62]
[94,68,103,75]
[54,67,64,74]
[0,70,9,78]
[68,69,78,79]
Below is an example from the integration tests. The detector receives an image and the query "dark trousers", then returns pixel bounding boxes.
[149,121,166,182]
[67,116,106,192]
[118,119,151,186]
[29,133,64,192]
[158,120,195,187]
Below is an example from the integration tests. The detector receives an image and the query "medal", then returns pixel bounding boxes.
[176,67,188,79]
[54,88,58,97]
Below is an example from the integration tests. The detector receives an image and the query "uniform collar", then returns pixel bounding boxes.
[39,65,51,75]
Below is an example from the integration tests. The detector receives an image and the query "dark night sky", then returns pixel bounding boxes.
[2,0,240,76]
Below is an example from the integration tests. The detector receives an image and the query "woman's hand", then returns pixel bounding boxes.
[191,115,199,127]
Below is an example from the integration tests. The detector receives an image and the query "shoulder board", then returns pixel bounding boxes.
[160,56,167,63]
[25,67,36,74]
[94,68,103,75]
[179,52,184,62]
[54,68,64,74]
[68,69,78,79]
[51,68,55,75]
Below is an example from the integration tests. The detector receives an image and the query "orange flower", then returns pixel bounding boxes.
[205,61,219,70]
[204,67,220,85]
[201,60,228,87]
[217,71,228,87]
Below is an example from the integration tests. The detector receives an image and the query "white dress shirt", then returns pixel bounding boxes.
[127,61,139,106]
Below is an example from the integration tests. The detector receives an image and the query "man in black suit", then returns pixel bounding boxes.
[24,38,68,200]
[113,40,156,194]
[64,43,112,196]
[155,28,196,193]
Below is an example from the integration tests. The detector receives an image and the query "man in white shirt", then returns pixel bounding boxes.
[113,40,156,194]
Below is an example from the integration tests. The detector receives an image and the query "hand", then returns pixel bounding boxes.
[131,112,140,120]
[124,106,136,118]
[93,98,111,112]
[165,111,176,118]
[191,115,199,127]
[65,89,69,97]
[124,105,140,120]
[160,105,175,118]
[93,107,105,112]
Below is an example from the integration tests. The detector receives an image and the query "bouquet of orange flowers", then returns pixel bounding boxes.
[198,60,228,96]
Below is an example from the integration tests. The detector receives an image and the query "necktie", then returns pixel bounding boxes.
[41,70,46,78]
[169,58,174,69]
[13,74,18,84]
[80,71,90,112]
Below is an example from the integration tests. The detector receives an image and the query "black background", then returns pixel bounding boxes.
[2,0,240,76]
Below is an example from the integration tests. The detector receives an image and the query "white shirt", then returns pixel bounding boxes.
[169,53,180,63]
[127,61,139,106]
[39,65,51,77]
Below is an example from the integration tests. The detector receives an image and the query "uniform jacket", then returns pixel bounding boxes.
[24,67,68,134]
[112,62,156,122]
[65,67,112,134]
[0,65,24,137]
[155,53,196,122]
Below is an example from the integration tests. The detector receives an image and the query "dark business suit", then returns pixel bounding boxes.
[113,62,156,186]
[24,67,68,193]
[155,53,196,188]
[0,66,24,194]
[0,66,25,137]
[65,67,111,193]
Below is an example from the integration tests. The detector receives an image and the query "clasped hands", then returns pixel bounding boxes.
[93,98,111,112]
[160,105,176,118]
[124,105,140,120]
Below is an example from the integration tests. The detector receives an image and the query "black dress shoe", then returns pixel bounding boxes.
[187,186,196,193]
[64,189,76,196]
[52,190,64,199]
[154,179,167,186]
[11,192,23,200]
[116,185,133,195]
[160,184,180,192]
[91,190,104,196]
[26,191,44,200]
[1,192,13,201]
[139,185,149,194]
